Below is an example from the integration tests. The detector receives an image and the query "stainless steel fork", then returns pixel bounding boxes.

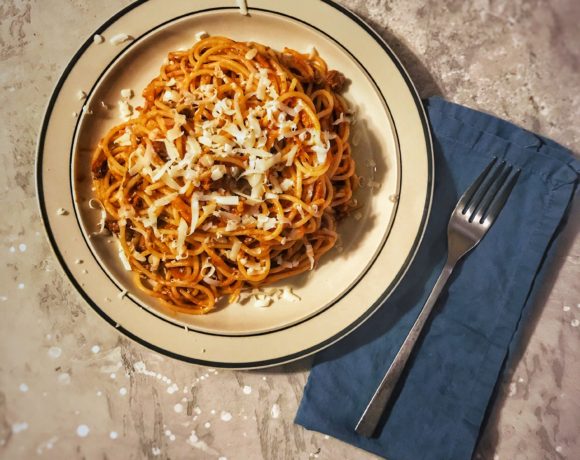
[355,157,520,437]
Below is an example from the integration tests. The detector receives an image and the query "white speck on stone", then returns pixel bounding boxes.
[174,403,184,413]
[210,409,216,415]
[563,305,571,312]
[271,403,281,419]
[169,434,175,441]
[18,243,26,252]
[187,430,198,444]
[12,422,29,433]
[74,259,83,265]
[109,431,118,439]
[56,207,68,216]
[204,422,211,428]
[151,446,161,456]
[493,455,500,460]
[324,435,329,440]
[58,373,71,385]
[219,457,227,460]
[91,345,100,354]
[110,373,116,379]
[93,34,104,44]
[220,411,232,422]
[0,295,7,301]
[119,387,127,396]
[96,391,102,396]
[242,385,252,395]
[194,406,202,415]
[508,382,517,397]
[48,347,62,359]
[19,383,29,392]
[35,435,58,454]
[9,246,16,253]
[77,90,87,100]
[555,446,563,453]
[76,424,89,437]
[167,383,179,394]
[571,319,579,327]
[17,283,25,290]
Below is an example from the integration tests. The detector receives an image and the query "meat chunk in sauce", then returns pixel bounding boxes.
[92,158,108,179]
[325,70,346,92]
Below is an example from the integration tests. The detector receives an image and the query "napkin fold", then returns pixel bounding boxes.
[295,97,579,460]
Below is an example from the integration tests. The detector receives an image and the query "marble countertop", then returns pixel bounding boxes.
[1,0,578,459]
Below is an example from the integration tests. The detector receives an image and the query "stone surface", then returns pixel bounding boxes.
[0,0,579,459]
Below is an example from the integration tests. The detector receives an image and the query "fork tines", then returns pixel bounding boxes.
[459,157,520,225]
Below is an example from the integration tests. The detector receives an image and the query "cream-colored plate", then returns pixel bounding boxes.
[36,0,433,368]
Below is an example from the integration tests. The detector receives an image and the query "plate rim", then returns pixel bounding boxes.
[35,0,434,368]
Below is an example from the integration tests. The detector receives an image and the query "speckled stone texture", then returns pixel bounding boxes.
[0,1,578,459]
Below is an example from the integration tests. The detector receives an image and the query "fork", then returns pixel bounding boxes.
[355,157,520,437]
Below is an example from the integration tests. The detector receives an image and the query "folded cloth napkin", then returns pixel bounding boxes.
[295,97,579,460]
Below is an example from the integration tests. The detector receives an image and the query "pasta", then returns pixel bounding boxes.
[91,36,357,314]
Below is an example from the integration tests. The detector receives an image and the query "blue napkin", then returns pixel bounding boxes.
[295,97,579,460]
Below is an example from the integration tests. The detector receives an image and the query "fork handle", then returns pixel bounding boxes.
[355,262,455,437]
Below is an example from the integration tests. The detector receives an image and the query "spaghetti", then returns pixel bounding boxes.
[91,36,357,314]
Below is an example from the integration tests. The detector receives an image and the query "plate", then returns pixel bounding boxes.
[36,0,433,368]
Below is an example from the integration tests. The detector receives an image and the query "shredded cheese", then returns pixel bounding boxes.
[118,100,133,120]
[229,239,242,261]
[305,242,315,270]
[120,88,133,99]
[281,288,301,302]
[195,31,209,42]
[109,33,133,45]
[236,0,249,15]
[88,199,107,235]
[115,238,132,270]
[190,195,200,235]
[176,218,188,255]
